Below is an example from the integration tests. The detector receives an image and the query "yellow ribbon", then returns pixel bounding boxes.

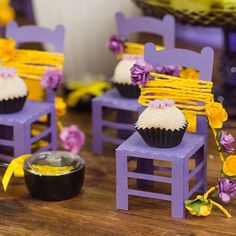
[2,154,32,192]
[66,81,111,107]
[204,186,232,218]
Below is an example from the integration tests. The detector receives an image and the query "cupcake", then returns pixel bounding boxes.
[0,66,28,114]
[112,58,141,98]
[136,99,188,148]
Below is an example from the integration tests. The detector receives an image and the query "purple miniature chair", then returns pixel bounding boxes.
[116,43,214,218]
[92,13,175,155]
[0,22,65,162]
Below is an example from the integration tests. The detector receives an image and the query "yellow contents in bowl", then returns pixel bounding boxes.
[30,165,75,176]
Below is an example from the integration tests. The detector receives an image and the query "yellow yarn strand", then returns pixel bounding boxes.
[139,72,214,116]
[211,200,232,218]
[117,42,164,58]
[202,186,232,218]
[2,49,64,81]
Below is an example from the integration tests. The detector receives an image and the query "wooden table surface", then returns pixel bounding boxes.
[0,110,235,236]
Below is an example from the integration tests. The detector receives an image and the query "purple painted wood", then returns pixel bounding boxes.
[0,101,56,162]
[0,23,65,162]
[92,13,176,155]
[116,132,207,218]
[116,45,214,218]
[92,89,143,155]
[116,13,175,49]
[6,21,65,53]
[144,43,214,81]
[12,0,35,23]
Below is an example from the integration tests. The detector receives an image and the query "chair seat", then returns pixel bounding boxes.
[0,101,54,124]
[93,88,142,111]
[117,131,206,160]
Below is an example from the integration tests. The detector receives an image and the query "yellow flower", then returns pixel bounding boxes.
[185,196,212,217]
[223,155,236,177]
[55,96,67,118]
[205,102,228,129]
[180,68,199,80]
[0,4,15,26]
[0,38,16,63]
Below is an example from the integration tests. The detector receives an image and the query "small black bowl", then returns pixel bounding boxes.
[24,151,85,201]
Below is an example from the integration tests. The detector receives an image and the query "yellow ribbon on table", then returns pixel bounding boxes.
[66,81,112,108]
[2,154,32,192]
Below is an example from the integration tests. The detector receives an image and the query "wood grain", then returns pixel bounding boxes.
[0,110,235,236]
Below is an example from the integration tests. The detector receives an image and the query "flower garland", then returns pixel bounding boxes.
[131,59,236,218]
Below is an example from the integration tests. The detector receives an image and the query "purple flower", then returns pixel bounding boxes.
[130,60,153,86]
[60,125,85,154]
[218,178,236,203]
[41,69,63,90]
[156,65,180,77]
[149,99,175,109]
[220,131,235,153]
[107,35,124,55]
[0,66,17,78]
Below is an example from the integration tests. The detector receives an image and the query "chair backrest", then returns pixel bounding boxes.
[6,21,65,102]
[116,12,175,49]
[6,21,65,53]
[144,43,214,135]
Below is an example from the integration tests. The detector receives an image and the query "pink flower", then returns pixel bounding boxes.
[41,69,63,90]
[0,66,17,78]
[149,99,175,109]
[60,125,85,153]
[220,131,235,153]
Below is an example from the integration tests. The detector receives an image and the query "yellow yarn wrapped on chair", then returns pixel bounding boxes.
[0,38,64,101]
[139,73,214,133]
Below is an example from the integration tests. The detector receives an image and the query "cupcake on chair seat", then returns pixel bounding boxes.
[136,99,188,148]
[0,66,28,114]
[112,58,141,98]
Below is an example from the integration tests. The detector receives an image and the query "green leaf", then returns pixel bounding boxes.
[216,129,222,142]
[221,170,236,180]
[211,190,218,198]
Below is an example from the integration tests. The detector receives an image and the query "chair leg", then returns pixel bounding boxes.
[203,143,208,192]
[92,100,103,155]
[195,145,207,193]
[116,151,128,210]
[14,123,26,157]
[117,110,134,139]
[50,109,57,151]
[171,158,186,218]
[137,158,154,187]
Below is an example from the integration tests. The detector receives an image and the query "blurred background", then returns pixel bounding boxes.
[1,0,236,117]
